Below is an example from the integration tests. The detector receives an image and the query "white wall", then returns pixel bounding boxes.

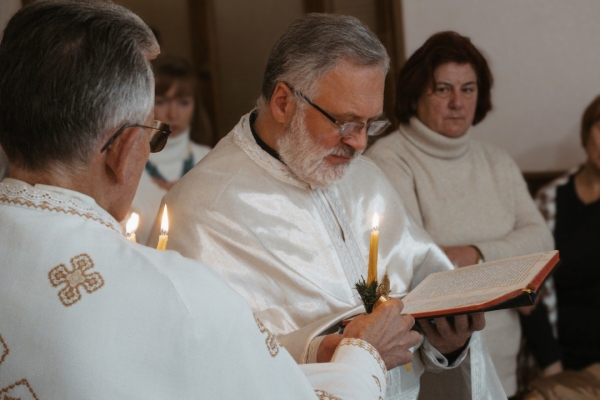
[402,0,600,172]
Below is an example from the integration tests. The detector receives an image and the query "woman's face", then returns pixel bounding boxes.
[415,62,478,138]
[585,121,600,172]
[154,83,195,138]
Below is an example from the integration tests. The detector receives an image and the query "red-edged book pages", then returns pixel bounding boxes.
[401,250,559,319]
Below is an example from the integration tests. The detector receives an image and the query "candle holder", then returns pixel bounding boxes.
[355,270,390,314]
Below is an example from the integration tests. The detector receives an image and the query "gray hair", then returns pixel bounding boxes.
[0,0,158,170]
[259,13,389,106]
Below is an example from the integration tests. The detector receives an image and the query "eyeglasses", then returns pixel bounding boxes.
[100,120,171,153]
[287,84,391,137]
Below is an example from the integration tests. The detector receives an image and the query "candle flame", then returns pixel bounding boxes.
[372,213,379,230]
[126,212,139,235]
[160,204,169,234]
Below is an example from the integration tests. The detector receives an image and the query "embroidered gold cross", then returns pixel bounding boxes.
[48,254,104,307]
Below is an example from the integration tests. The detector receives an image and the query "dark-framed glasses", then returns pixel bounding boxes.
[287,84,391,137]
[100,120,171,153]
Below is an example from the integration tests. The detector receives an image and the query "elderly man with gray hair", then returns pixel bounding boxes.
[0,2,419,399]
[159,13,505,399]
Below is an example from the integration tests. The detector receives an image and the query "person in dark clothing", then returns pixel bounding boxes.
[536,94,600,370]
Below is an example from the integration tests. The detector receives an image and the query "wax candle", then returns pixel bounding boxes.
[367,213,379,284]
[125,212,139,243]
[156,205,169,250]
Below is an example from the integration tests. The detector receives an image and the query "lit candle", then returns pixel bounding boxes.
[367,213,379,284]
[156,205,169,250]
[125,212,139,243]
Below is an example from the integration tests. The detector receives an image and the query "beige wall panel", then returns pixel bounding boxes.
[212,0,304,136]
[114,0,192,60]
[0,0,21,39]
[331,0,377,31]
[3,0,191,60]
[403,0,600,172]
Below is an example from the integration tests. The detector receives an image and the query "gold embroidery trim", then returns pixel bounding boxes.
[253,315,280,357]
[48,254,104,307]
[339,338,387,380]
[372,375,381,393]
[0,335,8,365]
[0,195,120,232]
[314,389,342,400]
[0,379,40,400]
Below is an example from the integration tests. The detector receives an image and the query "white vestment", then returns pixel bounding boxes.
[157,113,506,400]
[129,129,211,245]
[0,178,388,399]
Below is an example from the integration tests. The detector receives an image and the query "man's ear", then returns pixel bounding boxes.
[270,82,297,124]
[103,127,141,185]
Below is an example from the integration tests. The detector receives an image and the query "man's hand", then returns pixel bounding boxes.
[440,245,481,268]
[418,313,485,355]
[342,298,422,370]
[316,334,344,363]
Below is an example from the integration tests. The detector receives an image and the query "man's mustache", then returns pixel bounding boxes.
[329,144,360,158]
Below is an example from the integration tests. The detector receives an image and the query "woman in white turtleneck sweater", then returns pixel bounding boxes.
[129,56,211,245]
[367,32,555,399]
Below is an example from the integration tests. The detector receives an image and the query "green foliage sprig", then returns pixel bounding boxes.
[355,276,379,314]
[355,270,391,314]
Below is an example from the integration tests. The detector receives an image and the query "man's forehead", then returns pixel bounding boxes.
[313,62,385,119]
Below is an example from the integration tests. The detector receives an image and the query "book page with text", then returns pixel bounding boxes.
[401,251,558,317]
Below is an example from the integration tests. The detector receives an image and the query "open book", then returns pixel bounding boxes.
[401,250,559,319]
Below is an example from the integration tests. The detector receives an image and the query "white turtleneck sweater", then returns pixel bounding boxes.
[129,129,211,245]
[366,117,553,397]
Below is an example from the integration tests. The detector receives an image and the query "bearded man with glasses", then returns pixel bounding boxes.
[158,13,503,400]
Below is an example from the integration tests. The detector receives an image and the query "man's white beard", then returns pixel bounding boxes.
[278,108,362,188]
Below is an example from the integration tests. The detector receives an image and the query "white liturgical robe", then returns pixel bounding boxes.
[0,178,389,399]
[157,113,506,400]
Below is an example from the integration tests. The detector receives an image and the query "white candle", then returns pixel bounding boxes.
[126,212,139,243]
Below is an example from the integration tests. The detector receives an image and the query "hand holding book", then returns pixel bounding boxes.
[418,313,485,355]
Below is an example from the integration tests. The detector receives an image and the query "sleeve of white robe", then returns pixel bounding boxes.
[301,338,388,399]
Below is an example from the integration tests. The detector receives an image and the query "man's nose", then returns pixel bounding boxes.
[341,128,368,151]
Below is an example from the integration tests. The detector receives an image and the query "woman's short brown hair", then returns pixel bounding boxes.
[395,31,493,126]
[581,95,600,148]
[152,55,196,98]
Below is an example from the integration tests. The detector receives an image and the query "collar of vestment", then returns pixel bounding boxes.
[232,111,313,190]
[0,178,123,234]
[249,111,284,163]
[400,116,472,160]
